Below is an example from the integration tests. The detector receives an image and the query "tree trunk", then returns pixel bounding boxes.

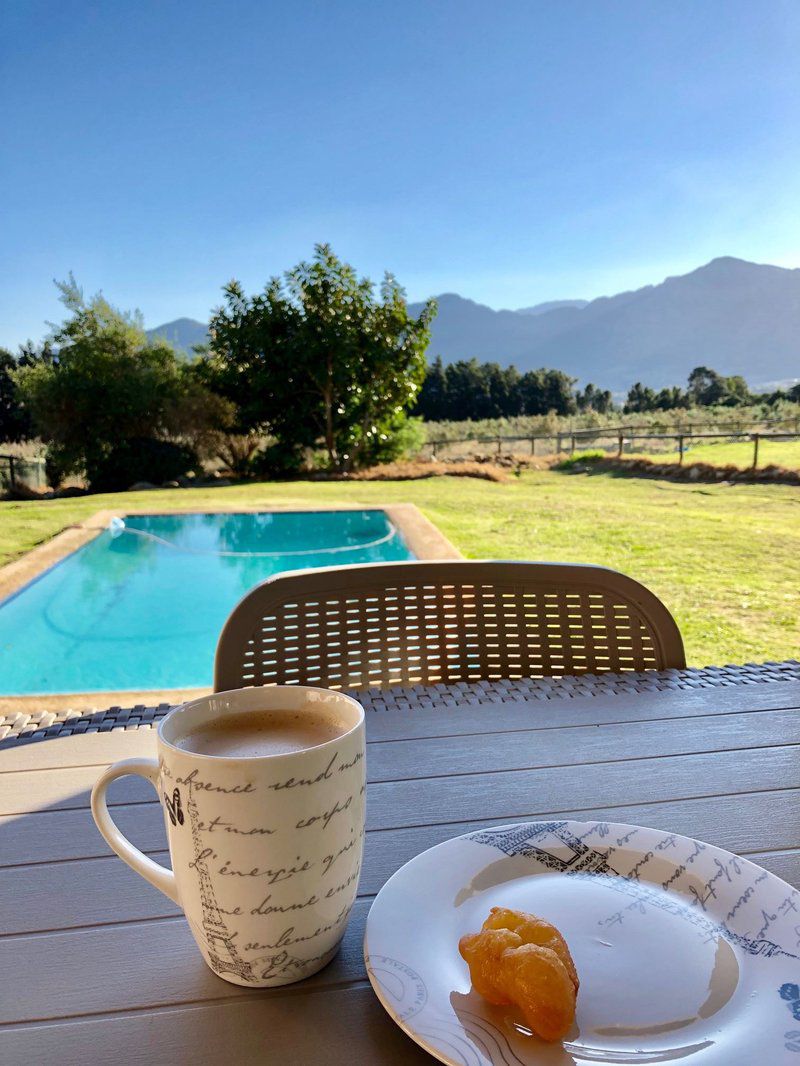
[324,354,336,468]
[346,399,376,473]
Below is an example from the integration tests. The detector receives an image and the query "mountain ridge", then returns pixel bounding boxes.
[146,317,208,352]
[514,299,589,315]
[148,257,800,389]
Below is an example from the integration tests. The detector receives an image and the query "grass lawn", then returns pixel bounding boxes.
[1,470,798,667]
[632,438,800,470]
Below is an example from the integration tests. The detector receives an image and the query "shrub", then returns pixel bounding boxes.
[44,446,72,491]
[207,432,265,475]
[251,440,307,478]
[15,278,229,490]
[87,438,197,493]
[555,450,606,471]
[359,415,427,465]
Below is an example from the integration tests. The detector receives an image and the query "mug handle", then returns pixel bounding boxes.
[91,757,180,905]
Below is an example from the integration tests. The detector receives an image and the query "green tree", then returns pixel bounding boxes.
[0,340,58,445]
[723,375,751,406]
[15,277,231,489]
[0,348,31,443]
[520,368,577,416]
[440,360,492,419]
[624,382,658,413]
[576,382,614,414]
[652,386,688,410]
[487,363,523,417]
[687,366,751,407]
[201,244,435,472]
[687,366,726,406]
[414,355,449,420]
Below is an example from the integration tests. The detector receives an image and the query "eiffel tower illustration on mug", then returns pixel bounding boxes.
[185,782,258,983]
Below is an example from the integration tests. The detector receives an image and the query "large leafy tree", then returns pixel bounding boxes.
[687,366,751,407]
[0,348,31,443]
[200,244,436,471]
[15,277,231,489]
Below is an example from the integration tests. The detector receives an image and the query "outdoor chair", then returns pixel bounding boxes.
[214,560,685,691]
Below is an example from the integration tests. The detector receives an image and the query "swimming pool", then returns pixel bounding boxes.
[0,510,414,695]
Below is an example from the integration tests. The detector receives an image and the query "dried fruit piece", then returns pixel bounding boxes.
[459,928,520,1005]
[482,906,579,993]
[458,907,578,1042]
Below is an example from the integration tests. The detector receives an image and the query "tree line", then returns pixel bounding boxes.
[1,243,797,493]
[620,366,794,412]
[413,357,613,420]
[1,246,434,490]
[412,359,798,422]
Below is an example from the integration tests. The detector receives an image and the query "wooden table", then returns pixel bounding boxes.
[2,670,799,1064]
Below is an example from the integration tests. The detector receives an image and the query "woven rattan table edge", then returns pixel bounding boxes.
[2,661,798,748]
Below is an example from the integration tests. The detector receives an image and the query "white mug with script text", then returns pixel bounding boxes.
[91,687,366,987]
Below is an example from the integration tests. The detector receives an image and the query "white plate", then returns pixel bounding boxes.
[364,820,800,1064]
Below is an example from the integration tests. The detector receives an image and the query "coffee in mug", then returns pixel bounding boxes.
[91,686,366,988]
[175,708,347,758]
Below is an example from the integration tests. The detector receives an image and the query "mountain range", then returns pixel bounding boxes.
[148,257,800,391]
[146,317,209,352]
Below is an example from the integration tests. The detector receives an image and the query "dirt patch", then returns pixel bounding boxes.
[315,460,517,482]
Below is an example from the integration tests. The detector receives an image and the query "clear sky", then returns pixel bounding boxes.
[2,0,799,346]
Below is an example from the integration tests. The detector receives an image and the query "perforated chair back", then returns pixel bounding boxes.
[214,560,685,692]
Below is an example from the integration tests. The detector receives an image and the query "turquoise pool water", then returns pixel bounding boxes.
[0,510,414,695]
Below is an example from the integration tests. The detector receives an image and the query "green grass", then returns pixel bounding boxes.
[1,471,799,667]
[559,439,800,470]
[655,438,800,470]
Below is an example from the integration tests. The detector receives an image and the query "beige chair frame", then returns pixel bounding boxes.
[214,560,685,692]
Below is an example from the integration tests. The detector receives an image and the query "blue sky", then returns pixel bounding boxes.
[2,0,799,346]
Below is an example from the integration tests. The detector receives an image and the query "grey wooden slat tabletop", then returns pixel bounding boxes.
[1,672,799,1065]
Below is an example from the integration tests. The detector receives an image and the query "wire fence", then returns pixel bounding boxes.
[3,415,799,495]
[0,455,47,494]
[421,420,800,470]
[425,412,800,445]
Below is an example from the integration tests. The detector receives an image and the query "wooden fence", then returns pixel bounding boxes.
[423,425,800,470]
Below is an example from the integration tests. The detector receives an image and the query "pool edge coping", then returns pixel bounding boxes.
[0,501,461,713]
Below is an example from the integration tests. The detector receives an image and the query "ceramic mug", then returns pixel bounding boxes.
[91,687,366,987]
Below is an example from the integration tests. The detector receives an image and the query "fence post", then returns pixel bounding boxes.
[678,436,684,465]
[8,455,15,491]
[496,437,502,456]
[556,433,562,454]
[431,440,437,459]
[530,437,535,456]
[617,432,623,458]
[752,433,760,470]
[570,434,576,455]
